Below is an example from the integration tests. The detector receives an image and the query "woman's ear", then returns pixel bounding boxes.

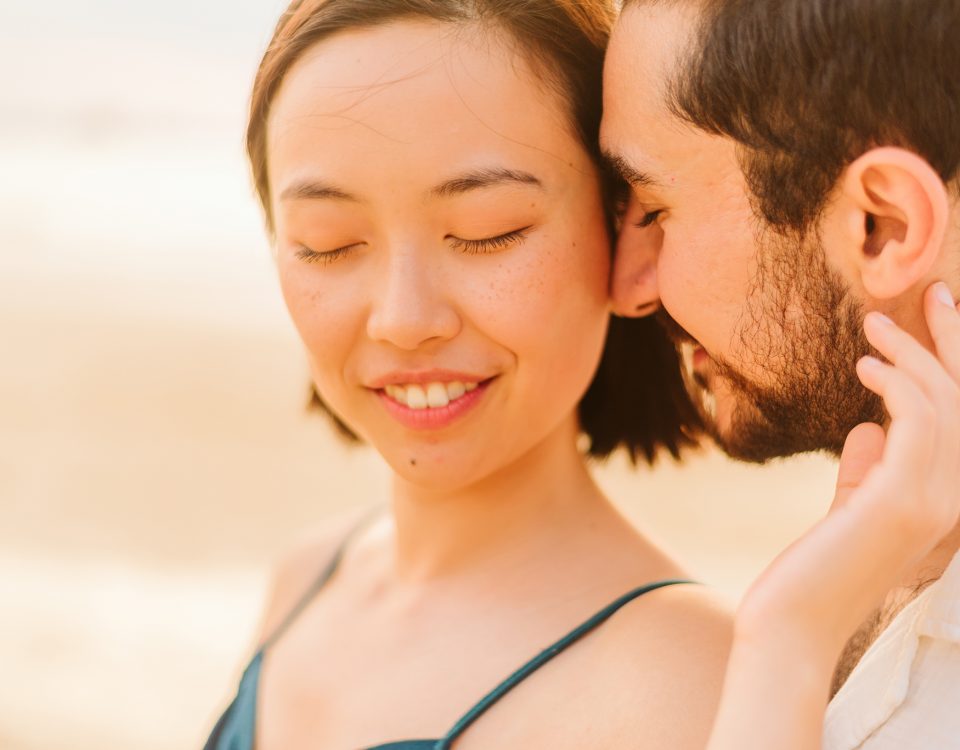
[830,147,950,299]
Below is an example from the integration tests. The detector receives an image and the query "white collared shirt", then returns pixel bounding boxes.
[823,548,960,749]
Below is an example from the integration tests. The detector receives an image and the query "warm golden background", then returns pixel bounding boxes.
[0,2,838,748]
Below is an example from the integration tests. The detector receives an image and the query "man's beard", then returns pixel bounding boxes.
[659,231,886,464]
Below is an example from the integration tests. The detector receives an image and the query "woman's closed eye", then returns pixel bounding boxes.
[295,242,363,265]
[448,226,532,255]
[293,225,532,264]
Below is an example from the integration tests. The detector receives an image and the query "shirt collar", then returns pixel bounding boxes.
[918,545,960,642]
[822,546,960,749]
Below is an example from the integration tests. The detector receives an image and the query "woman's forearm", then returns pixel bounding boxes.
[706,626,838,750]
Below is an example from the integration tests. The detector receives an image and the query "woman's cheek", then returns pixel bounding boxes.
[468,231,610,369]
[528,221,611,327]
[278,262,326,344]
[530,226,612,385]
[277,263,359,397]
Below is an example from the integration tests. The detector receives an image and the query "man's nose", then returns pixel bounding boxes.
[611,196,662,317]
[366,247,461,351]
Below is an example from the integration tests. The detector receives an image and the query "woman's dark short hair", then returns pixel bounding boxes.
[249,0,704,465]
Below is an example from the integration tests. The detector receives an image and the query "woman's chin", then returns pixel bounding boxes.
[382,449,488,493]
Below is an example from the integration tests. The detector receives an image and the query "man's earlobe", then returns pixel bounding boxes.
[838,147,949,299]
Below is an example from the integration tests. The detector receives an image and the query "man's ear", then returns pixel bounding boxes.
[831,147,950,299]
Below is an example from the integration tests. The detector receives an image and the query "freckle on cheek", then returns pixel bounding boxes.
[409,458,416,467]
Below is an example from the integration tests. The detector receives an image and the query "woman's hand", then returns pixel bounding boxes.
[707,282,960,750]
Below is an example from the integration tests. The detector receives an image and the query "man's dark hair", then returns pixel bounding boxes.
[669,0,960,233]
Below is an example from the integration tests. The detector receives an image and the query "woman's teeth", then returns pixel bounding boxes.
[384,381,478,410]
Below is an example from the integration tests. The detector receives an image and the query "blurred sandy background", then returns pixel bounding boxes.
[0,2,839,748]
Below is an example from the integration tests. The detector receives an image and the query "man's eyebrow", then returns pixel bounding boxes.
[279,180,358,203]
[601,149,661,189]
[431,168,544,198]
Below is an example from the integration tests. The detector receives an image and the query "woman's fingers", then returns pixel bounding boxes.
[921,285,960,529]
[863,307,960,502]
[924,283,960,382]
[856,356,935,473]
[855,351,958,545]
[863,311,957,409]
[831,422,886,512]
[854,355,943,527]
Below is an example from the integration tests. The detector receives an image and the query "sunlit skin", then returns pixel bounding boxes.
[251,19,731,750]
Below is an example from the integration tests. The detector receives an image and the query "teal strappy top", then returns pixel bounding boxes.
[204,526,695,750]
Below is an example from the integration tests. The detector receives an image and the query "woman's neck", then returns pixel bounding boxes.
[386,417,610,582]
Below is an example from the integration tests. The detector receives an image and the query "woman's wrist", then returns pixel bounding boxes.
[730,614,841,694]
[707,630,835,750]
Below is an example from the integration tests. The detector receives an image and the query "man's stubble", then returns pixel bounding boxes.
[664,227,887,464]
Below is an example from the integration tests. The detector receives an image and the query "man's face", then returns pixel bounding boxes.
[601,3,884,462]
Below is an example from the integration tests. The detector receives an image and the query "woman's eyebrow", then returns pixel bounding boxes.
[279,180,358,203]
[431,168,544,198]
[278,168,543,204]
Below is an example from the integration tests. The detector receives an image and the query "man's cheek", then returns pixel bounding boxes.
[657,251,717,344]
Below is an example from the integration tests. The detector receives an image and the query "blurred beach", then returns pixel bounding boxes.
[0,2,838,748]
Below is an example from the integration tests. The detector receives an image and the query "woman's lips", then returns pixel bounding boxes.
[377,378,492,430]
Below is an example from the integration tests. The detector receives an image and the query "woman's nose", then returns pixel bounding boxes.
[365,248,461,351]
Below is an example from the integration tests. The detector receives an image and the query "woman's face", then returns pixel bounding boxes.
[267,20,611,489]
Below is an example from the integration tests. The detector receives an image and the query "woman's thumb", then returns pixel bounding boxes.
[831,422,887,511]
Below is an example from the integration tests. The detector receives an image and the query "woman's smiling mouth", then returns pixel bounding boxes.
[373,374,495,430]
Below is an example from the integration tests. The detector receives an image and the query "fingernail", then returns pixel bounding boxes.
[934,282,955,308]
[858,355,883,372]
[869,312,895,326]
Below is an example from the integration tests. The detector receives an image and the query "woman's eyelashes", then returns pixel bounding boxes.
[294,226,532,265]
[447,226,532,255]
[294,243,361,266]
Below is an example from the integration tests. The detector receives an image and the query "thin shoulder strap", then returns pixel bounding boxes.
[259,508,382,652]
[436,578,698,749]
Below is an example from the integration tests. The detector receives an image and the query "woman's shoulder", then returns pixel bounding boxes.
[580,580,734,749]
[617,575,734,638]
[254,506,378,645]
[592,576,734,667]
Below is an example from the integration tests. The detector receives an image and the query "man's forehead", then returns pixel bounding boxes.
[602,2,708,189]
[603,5,694,137]
[608,2,698,94]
